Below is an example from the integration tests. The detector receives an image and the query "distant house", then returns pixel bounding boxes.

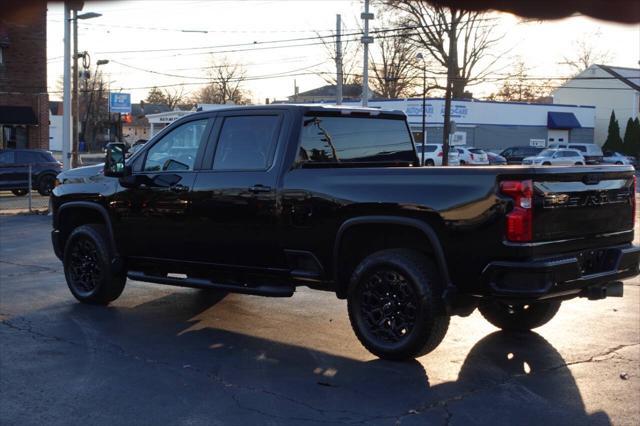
[553,65,640,145]
[122,103,172,144]
[288,84,382,103]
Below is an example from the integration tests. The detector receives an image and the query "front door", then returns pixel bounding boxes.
[0,151,19,190]
[190,111,289,270]
[111,117,211,261]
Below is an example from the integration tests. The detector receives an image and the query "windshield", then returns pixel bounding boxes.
[538,149,555,157]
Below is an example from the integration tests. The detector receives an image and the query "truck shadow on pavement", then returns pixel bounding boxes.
[5,289,611,425]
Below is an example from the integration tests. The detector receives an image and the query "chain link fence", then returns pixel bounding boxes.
[0,165,51,214]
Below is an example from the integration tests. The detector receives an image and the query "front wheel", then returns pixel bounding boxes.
[460,160,467,166]
[11,189,28,196]
[64,224,126,305]
[347,249,450,360]
[542,162,551,166]
[574,162,584,166]
[478,300,561,332]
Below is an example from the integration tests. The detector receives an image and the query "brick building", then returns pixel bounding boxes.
[0,3,49,150]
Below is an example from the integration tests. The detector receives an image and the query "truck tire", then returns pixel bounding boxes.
[478,300,561,332]
[63,224,126,305]
[347,249,450,360]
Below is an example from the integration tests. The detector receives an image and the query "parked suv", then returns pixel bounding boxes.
[0,149,62,196]
[499,146,545,164]
[457,147,489,165]
[415,143,460,166]
[548,143,603,164]
[522,148,585,166]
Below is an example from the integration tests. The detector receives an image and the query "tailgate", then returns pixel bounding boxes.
[532,168,635,242]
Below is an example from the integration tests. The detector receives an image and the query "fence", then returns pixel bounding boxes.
[0,164,51,214]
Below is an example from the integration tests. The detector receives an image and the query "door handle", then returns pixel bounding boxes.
[248,184,272,194]
[170,184,189,193]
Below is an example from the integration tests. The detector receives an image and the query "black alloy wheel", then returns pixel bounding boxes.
[357,268,418,344]
[67,236,102,297]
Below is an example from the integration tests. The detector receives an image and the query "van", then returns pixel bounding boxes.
[548,143,603,164]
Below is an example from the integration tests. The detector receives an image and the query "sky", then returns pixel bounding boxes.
[46,0,640,104]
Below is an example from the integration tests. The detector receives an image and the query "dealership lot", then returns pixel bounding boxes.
[1,213,638,426]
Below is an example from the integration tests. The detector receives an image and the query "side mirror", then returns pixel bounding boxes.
[104,143,130,177]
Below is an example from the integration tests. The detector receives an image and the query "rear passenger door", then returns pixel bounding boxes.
[190,110,289,270]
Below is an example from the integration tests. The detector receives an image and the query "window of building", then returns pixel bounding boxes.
[299,115,415,163]
[213,115,281,171]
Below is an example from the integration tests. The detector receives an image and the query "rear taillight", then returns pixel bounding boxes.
[438,152,443,157]
[500,179,533,242]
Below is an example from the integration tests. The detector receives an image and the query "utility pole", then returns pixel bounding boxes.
[441,16,458,167]
[72,10,80,168]
[360,0,374,107]
[335,14,343,105]
[62,3,71,171]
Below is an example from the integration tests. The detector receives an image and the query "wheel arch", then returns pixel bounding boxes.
[332,216,451,299]
[56,201,118,258]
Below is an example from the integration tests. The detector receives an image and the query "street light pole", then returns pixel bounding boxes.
[360,0,374,107]
[417,53,427,166]
[71,11,102,167]
[62,3,71,171]
[72,10,80,168]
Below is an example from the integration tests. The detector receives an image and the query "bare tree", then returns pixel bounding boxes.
[487,59,553,102]
[145,86,185,109]
[369,11,424,99]
[386,1,504,98]
[560,32,615,74]
[314,25,362,86]
[191,57,252,105]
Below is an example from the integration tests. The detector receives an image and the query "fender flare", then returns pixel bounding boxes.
[56,201,119,257]
[333,216,452,293]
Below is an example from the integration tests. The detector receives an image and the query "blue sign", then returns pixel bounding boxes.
[109,93,131,113]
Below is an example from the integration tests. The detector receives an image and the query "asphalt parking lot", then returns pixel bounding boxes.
[1,213,638,426]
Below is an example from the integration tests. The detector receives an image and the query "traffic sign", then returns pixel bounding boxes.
[109,93,131,114]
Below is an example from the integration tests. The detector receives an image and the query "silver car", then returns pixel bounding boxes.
[522,149,586,166]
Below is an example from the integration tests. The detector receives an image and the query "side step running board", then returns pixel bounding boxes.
[127,271,295,297]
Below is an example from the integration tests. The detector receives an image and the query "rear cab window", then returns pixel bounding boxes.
[298,113,417,165]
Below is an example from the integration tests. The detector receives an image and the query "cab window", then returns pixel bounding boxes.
[143,119,208,172]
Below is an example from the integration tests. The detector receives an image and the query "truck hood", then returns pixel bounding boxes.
[57,163,105,184]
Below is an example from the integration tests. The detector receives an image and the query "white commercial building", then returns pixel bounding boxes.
[553,65,640,145]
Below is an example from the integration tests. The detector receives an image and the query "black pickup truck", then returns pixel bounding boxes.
[51,105,639,360]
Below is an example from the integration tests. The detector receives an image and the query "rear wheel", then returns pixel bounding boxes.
[574,162,584,166]
[347,249,449,360]
[425,159,435,167]
[11,189,28,196]
[615,161,623,165]
[542,162,551,166]
[37,174,56,196]
[64,224,126,305]
[479,300,561,331]
[460,160,467,166]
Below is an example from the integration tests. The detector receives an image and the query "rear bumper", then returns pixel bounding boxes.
[481,244,640,301]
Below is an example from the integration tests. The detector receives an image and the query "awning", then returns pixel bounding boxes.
[0,106,38,125]
[547,112,581,129]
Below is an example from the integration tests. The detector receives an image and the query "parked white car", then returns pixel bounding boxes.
[522,148,586,166]
[415,144,460,166]
[548,143,603,164]
[456,147,489,165]
[602,151,636,166]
